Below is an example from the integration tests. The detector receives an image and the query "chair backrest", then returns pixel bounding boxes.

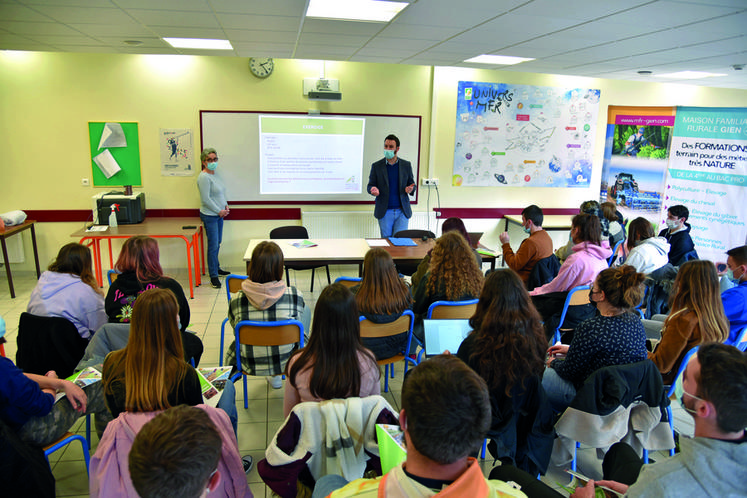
[225,274,247,303]
[236,319,304,350]
[393,229,435,239]
[553,285,591,343]
[335,276,362,288]
[608,239,624,266]
[16,313,88,378]
[526,254,560,291]
[666,346,699,397]
[733,325,747,352]
[270,225,309,239]
[427,299,478,319]
[107,269,120,285]
[359,310,414,339]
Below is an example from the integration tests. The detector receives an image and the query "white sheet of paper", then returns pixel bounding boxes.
[366,239,390,247]
[98,122,127,149]
[93,149,122,179]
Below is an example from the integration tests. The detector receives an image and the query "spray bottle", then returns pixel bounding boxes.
[109,204,119,228]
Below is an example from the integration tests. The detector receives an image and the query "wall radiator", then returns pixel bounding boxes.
[302,211,439,239]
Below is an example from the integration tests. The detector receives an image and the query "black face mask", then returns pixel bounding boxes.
[588,289,598,309]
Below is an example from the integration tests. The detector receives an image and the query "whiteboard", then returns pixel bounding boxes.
[200,111,422,204]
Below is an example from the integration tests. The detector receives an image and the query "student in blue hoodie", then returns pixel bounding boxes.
[658,205,698,266]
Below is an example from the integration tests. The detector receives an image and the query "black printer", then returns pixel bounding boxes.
[94,192,146,225]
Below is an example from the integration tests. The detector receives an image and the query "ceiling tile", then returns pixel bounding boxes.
[0,21,84,35]
[113,0,212,11]
[128,9,220,28]
[218,14,300,31]
[379,23,461,41]
[149,27,225,39]
[225,29,298,43]
[297,32,370,47]
[31,6,134,24]
[1,4,56,22]
[209,0,307,16]
[362,37,436,52]
[302,19,381,36]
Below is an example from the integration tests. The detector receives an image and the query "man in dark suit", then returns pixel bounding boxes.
[367,134,416,238]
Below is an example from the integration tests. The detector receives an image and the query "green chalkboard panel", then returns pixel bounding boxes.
[88,122,142,187]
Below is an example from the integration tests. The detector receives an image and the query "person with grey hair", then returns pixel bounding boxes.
[197,147,230,289]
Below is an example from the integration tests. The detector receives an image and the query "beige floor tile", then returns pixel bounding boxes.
[237,422,269,452]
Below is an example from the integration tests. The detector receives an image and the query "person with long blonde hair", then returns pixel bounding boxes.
[102,288,202,418]
[648,260,729,383]
[412,231,484,341]
[27,242,106,339]
[352,248,413,360]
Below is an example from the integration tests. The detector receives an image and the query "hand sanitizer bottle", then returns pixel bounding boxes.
[109,204,118,228]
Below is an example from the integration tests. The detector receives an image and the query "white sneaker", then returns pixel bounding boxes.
[267,375,283,389]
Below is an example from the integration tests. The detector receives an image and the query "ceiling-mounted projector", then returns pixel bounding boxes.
[308,90,342,101]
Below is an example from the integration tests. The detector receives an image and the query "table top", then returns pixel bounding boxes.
[244,238,437,262]
[504,214,572,229]
[71,217,201,239]
[0,219,36,238]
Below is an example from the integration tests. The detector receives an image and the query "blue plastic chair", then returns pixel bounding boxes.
[44,431,91,475]
[415,299,479,362]
[552,285,591,344]
[608,239,624,266]
[234,319,304,409]
[359,310,417,393]
[219,274,248,365]
[665,346,699,456]
[106,269,120,285]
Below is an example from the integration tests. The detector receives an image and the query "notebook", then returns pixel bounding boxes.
[423,319,472,355]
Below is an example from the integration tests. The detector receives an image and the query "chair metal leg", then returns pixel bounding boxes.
[480,438,487,459]
[219,318,228,366]
[85,415,91,449]
[667,405,675,456]
[311,268,316,292]
[383,364,389,393]
[325,265,331,284]
[285,268,290,287]
[571,441,579,472]
[243,374,249,409]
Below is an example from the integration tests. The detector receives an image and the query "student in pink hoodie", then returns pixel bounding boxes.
[224,241,310,389]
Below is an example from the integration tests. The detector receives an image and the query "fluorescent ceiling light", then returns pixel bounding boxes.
[306,0,408,22]
[464,54,534,65]
[655,71,726,79]
[163,38,233,50]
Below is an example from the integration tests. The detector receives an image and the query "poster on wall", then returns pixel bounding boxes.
[88,122,141,187]
[599,106,676,225]
[159,128,194,176]
[661,106,747,262]
[452,81,601,188]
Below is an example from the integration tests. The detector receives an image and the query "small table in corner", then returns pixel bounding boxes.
[0,220,41,298]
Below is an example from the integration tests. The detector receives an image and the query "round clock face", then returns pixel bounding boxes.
[249,57,274,78]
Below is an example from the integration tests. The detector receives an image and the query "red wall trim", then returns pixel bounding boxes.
[23,208,302,223]
[434,207,579,219]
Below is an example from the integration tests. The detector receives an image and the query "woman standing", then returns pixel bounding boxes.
[27,242,107,339]
[456,270,554,475]
[648,260,729,384]
[352,248,413,360]
[543,265,648,413]
[198,147,230,289]
[284,283,379,417]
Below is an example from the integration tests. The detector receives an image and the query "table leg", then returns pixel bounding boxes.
[192,232,201,287]
[182,237,195,299]
[91,240,103,287]
[107,239,114,271]
[200,226,206,276]
[1,238,15,298]
[30,224,41,278]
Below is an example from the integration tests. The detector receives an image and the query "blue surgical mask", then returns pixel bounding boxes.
[523,225,531,234]
[726,268,735,282]
[674,377,701,416]
[665,219,678,230]
[384,149,395,160]
[206,161,218,171]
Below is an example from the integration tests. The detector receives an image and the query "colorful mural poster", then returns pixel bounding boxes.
[599,106,676,225]
[662,106,747,262]
[159,128,194,176]
[452,81,601,188]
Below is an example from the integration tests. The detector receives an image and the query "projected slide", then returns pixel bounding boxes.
[259,115,365,195]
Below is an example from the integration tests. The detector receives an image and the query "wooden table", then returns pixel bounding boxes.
[504,214,573,232]
[72,218,204,298]
[0,220,41,298]
[244,238,498,274]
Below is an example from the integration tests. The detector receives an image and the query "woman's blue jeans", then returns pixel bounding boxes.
[200,213,223,278]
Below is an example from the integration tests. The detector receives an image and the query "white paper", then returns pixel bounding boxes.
[366,239,390,247]
[98,122,127,149]
[93,149,122,179]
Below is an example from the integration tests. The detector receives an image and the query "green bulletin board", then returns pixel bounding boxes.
[88,122,142,187]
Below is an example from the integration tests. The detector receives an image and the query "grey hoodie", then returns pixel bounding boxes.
[625,237,670,274]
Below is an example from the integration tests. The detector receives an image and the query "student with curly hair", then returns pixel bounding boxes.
[456,269,554,476]
[351,248,412,360]
[543,265,648,413]
[412,231,484,342]
[411,217,481,289]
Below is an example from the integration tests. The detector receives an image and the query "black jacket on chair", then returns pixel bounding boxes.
[526,254,560,292]
[16,312,88,378]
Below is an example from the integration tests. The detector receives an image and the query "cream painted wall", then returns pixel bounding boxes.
[1,51,745,271]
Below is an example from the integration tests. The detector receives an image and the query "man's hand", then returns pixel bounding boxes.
[370,187,380,197]
[596,480,629,495]
[405,183,415,194]
[62,381,87,413]
[499,232,510,244]
[570,479,596,498]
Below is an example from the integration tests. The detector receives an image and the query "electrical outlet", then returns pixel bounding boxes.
[421,178,440,186]
[81,178,90,186]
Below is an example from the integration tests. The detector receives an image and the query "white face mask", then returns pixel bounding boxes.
[666,219,679,230]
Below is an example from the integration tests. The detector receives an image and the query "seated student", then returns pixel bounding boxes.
[601,201,625,251]
[105,236,203,365]
[658,204,698,266]
[311,355,528,498]
[569,343,747,498]
[555,200,610,262]
[623,217,670,274]
[543,266,648,413]
[647,260,729,384]
[410,217,481,289]
[224,241,309,390]
[412,231,484,342]
[284,283,380,418]
[351,248,413,360]
[499,204,554,284]
[91,405,253,498]
[456,270,554,476]
[722,245,747,344]
[27,242,107,339]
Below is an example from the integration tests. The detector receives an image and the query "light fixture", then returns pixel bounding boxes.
[637,70,652,75]
[306,0,408,22]
[464,54,534,65]
[655,71,726,79]
[163,38,233,50]
[123,40,143,46]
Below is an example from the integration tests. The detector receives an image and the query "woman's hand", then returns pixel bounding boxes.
[547,344,569,357]
[61,381,87,413]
